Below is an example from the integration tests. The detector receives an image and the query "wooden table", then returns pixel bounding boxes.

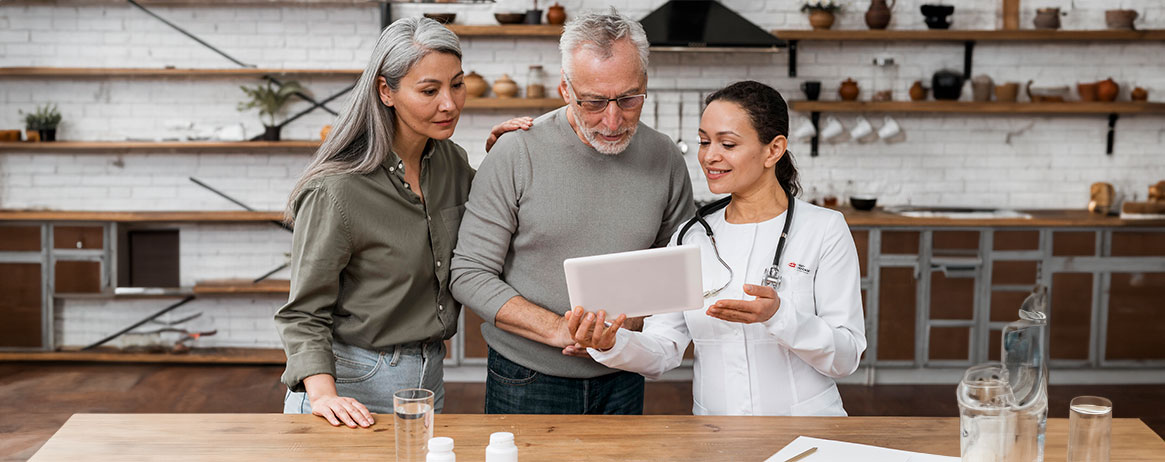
[27,414,1165,461]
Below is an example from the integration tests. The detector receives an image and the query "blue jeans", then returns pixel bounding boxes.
[284,341,446,414]
[484,348,644,414]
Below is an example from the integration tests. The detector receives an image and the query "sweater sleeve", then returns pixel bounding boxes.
[449,132,529,324]
[274,184,353,392]
[588,310,692,380]
[762,212,867,379]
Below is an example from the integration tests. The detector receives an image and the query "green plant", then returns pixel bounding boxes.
[237,81,307,127]
[801,1,843,13]
[20,104,62,130]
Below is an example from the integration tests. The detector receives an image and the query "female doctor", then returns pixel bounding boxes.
[564,80,866,416]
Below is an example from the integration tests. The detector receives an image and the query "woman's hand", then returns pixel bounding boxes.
[564,306,626,352]
[303,374,374,428]
[707,284,781,324]
[485,117,534,152]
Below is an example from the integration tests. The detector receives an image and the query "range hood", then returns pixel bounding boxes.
[639,0,785,49]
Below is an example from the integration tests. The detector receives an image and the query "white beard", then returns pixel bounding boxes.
[571,104,637,155]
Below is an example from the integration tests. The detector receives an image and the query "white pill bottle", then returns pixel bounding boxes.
[427,436,455,462]
[485,432,518,462]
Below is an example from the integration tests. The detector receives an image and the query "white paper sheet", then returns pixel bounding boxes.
[765,436,959,462]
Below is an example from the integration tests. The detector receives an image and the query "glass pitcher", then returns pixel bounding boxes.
[957,286,1049,462]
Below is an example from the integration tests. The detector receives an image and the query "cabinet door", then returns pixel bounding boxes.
[1105,272,1165,361]
[877,266,916,361]
[0,263,44,348]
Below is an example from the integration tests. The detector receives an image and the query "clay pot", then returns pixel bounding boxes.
[0,130,20,142]
[547,3,566,25]
[809,10,836,30]
[865,0,895,30]
[465,71,489,97]
[1131,87,1149,102]
[1002,0,1020,30]
[838,78,860,101]
[909,80,928,101]
[492,74,519,98]
[25,129,40,142]
[1034,8,1062,30]
[1105,9,1137,30]
[995,82,1020,102]
[971,74,993,102]
[1089,182,1115,215]
[1077,82,1099,102]
[1097,78,1119,102]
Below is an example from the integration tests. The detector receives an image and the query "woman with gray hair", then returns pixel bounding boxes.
[275,17,526,428]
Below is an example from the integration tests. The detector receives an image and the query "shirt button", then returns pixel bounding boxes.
[438,304,445,311]
[427,215,432,221]
[389,167,395,172]
[436,261,441,267]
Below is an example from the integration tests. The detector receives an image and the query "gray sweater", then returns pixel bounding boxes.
[450,106,695,378]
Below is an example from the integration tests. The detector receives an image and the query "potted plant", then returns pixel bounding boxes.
[20,104,62,142]
[237,80,307,141]
[802,1,843,30]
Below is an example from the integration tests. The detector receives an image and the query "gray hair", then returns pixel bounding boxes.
[558,8,650,80]
[285,17,461,222]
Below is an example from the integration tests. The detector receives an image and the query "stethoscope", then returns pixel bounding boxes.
[674,186,794,299]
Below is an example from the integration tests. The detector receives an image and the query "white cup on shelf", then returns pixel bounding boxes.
[820,116,844,141]
[792,119,817,140]
[878,115,901,139]
[851,115,874,139]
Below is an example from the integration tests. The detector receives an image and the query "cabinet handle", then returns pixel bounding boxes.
[932,263,978,278]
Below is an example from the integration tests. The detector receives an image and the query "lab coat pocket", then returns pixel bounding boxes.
[789,382,846,416]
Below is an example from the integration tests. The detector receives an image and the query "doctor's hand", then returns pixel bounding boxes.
[707,284,781,324]
[485,117,534,152]
[564,306,626,352]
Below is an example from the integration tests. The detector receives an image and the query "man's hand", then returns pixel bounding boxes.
[485,117,534,152]
[706,284,781,324]
[565,306,626,351]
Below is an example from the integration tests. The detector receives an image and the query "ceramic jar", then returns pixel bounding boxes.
[547,3,566,25]
[909,80,928,101]
[1105,9,1137,30]
[865,0,895,30]
[493,74,519,98]
[971,74,993,102]
[465,71,489,97]
[1034,8,1062,30]
[838,78,860,101]
[932,69,964,100]
[1097,78,1119,102]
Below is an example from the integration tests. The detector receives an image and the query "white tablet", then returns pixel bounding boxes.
[563,245,703,318]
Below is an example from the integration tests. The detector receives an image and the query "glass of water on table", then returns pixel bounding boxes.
[1067,396,1112,462]
[394,388,434,462]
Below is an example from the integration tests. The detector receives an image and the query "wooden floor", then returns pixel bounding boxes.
[2,362,1163,461]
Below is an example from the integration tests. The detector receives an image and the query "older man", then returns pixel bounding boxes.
[450,10,695,415]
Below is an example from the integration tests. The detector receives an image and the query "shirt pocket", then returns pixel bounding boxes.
[440,204,467,249]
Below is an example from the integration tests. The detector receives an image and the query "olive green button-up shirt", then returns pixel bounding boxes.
[276,138,473,392]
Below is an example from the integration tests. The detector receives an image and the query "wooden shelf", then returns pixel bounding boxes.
[0,141,321,152]
[466,97,564,109]
[773,29,1165,42]
[0,67,362,78]
[0,347,286,364]
[0,210,283,222]
[446,24,563,38]
[193,279,290,295]
[790,101,1165,115]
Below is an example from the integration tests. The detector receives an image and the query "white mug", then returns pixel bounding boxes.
[878,115,901,139]
[792,119,817,140]
[820,116,844,140]
[850,115,874,139]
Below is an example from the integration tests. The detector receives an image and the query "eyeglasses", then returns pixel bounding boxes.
[565,77,647,113]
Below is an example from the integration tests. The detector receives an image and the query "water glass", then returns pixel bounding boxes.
[394,388,434,462]
[1067,396,1112,462]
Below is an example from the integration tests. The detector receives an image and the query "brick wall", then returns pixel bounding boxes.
[2,0,1163,349]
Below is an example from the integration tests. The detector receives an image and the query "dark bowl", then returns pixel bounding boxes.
[920,4,955,16]
[850,196,878,211]
[494,13,526,24]
[423,13,456,24]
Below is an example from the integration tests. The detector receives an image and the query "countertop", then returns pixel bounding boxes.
[27,414,1165,461]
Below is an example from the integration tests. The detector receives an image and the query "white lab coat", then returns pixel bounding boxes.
[589,198,867,416]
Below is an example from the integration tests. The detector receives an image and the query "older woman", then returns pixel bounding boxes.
[276,17,529,428]
[565,81,866,416]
